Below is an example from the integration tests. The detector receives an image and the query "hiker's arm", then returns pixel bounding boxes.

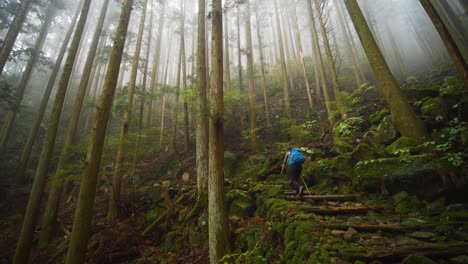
[281,152,289,174]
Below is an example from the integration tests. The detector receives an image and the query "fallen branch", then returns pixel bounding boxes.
[303,204,392,215]
[285,194,357,201]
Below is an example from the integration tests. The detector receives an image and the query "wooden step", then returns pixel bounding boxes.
[303,204,392,215]
[285,194,357,201]
[317,223,430,233]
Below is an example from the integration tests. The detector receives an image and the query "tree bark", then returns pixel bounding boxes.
[13,1,92,263]
[170,40,183,153]
[208,0,229,262]
[224,13,232,92]
[38,0,110,247]
[0,0,33,75]
[196,0,209,196]
[109,0,148,221]
[64,1,134,263]
[345,0,428,143]
[139,0,154,131]
[180,2,190,152]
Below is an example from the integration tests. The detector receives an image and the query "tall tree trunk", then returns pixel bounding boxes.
[419,0,468,88]
[64,1,134,262]
[180,2,190,152]
[245,0,256,150]
[170,40,183,153]
[236,6,243,93]
[335,0,364,87]
[313,0,343,121]
[253,5,270,128]
[145,0,167,128]
[108,0,148,221]
[14,2,81,183]
[224,13,232,92]
[38,0,110,247]
[159,95,166,145]
[290,1,314,111]
[0,0,33,75]
[139,0,154,131]
[0,1,56,151]
[306,0,335,125]
[13,1,92,263]
[117,39,130,89]
[345,0,428,143]
[196,0,209,196]
[208,0,229,262]
[273,0,291,119]
[385,22,407,77]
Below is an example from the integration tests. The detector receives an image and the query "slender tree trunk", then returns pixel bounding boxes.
[117,39,130,89]
[335,0,364,87]
[0,0,33,76]
[0,2,56,151]
[307,0,335,125]
[64,1,133,262]
[170,40,183,153]
[108,0,148,221]
[139,0,154,131]
[419,0,468,88]
[345,0,428,142]
[254,6,270,128]
[245,0,256,150]
[273,0,291,119]
[208,0,229,262]
[145,0,166,128]
[38,0,110,247]
[14,3,80,182]
[224,13,232,92]
[236,6,243,93]
[13,1,92,263]
[180,2,190,152]
[290,1,314,110]
[159,95,166,145]
[314,0,343,121]
[196,0,209,196]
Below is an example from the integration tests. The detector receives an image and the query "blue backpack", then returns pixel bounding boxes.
[289,148,305,166]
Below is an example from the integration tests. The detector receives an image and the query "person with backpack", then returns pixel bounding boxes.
[281,147,305,196]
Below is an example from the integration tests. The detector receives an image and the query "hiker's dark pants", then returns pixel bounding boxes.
[288,164,302,194]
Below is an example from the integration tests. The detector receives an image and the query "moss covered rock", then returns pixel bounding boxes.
[440,76,466,106]
[401,83,440,101]
[331,140,354,155]
[386,136,418,154]
[226,189,255,219]
[333,117,369,144]
[370,108,390,125]
[303,158,332,186]
[375,116,399,144]
[353,154,442,197]
[331,154,354,179]
[402,254,437,264]
[351,142,386,162]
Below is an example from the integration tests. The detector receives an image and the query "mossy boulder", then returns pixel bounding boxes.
[392,191,424,214]
[331,140,354,155]
[386,136,418,154]
[164,231,183,253]
[331,153,354,180]
[303,158,332,186]
[375,116,399,144]
[226,189,255,219]
[402,254,437,264]
[401,83,440,101]
[353,154,442,198]
[440,76,466,106]
[333,117,369,143]
[421,97,448,121]
[351,142,386,162]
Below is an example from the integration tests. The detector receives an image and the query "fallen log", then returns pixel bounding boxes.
[303,204,392,215]
[285,194,357,201]
[363,242,468,261]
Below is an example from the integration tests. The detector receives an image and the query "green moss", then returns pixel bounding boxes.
[164,231,183,253]
[421,97,448,121]
[331,140,354,155]
[226,190,255,219]
[402,254,437,264]
[370,108,390,125]
[333,117,369,143]
[267,185,283,197]
[224,151,238,178]
[375,116,398,144]
[331,153,354,179]
[351,142,385,163]
[386,136,418,154]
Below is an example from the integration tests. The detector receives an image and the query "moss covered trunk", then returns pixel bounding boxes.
[208,0,229,262]
[109,0,147,221]
[345,0,428,143]
[13,1,92,263]
[64,1,134,263]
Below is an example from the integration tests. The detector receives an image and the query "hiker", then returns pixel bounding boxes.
[281,147,305,196]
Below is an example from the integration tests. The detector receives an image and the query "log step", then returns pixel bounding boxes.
[362,242,468,261]
[303,204,392,215]
[285,194,357,201]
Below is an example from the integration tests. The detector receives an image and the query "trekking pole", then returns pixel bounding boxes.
[300,175,313,196]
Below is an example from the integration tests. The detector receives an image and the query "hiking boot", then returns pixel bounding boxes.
[298,186,304,197]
